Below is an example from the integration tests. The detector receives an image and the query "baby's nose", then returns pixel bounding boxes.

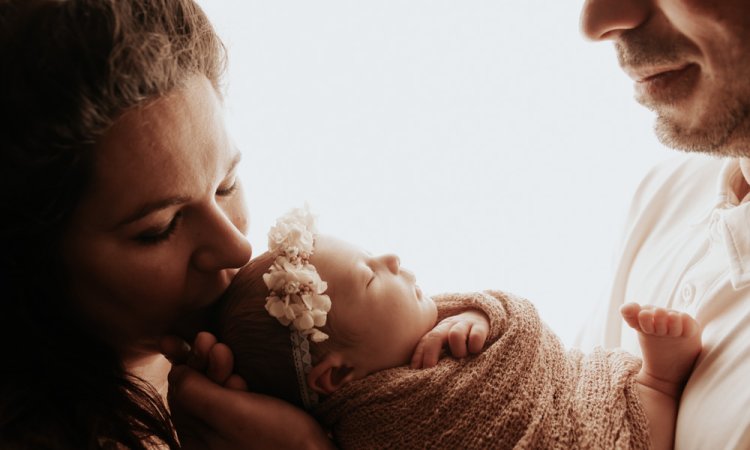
[381,253,400,274]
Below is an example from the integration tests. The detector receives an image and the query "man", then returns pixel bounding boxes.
[578,0,750,448]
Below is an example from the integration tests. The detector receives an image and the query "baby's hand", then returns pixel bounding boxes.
[410,309,490,369]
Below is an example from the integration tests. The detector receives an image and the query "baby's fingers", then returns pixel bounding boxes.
[410,342,425,369]
[467,321,489,354]
[448,321,470,358]
[411,322,451,368]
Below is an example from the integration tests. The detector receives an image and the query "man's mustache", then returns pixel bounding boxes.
[615,29,698,72]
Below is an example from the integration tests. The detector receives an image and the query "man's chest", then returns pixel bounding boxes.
[623,208,750,449]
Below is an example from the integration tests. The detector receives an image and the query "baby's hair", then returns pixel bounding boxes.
[215,251,305,407]
[216,250,341,408]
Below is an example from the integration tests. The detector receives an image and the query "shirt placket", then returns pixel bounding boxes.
[670,208,731,315]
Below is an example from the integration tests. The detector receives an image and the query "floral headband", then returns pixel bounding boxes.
[262,206,331,408]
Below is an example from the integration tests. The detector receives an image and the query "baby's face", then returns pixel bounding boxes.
[310,235,437,374]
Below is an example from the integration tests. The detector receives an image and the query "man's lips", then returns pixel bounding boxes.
[624,63,693,82]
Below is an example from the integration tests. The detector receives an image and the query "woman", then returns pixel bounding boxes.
[0,0,330,448]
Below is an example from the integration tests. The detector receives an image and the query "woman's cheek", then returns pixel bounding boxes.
[120,244,193,323]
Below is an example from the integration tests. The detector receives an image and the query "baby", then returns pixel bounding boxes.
[215,208,701,450]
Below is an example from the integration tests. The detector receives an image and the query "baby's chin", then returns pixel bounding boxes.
[424,295,438,321]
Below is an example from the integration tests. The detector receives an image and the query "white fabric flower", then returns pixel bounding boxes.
[268,206,317,256]
[263,205,330,342]
[308,329,329,343]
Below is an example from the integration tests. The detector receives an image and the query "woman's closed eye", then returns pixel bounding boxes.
[135,211,183,245]
[216,178,238,197]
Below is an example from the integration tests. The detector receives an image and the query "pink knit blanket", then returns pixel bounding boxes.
[314,291,650,449]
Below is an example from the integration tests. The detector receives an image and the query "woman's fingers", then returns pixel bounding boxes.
[224,374,249,391]
[207,342,234,386]
[189,332,218,371]
[162,331,244,389]
[159,335,192,364]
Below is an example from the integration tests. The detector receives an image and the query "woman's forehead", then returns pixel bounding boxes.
[77,76,234,227]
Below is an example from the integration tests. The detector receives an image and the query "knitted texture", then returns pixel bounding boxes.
[314,291,650,449]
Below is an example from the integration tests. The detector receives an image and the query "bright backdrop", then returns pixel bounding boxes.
[198,1,674,346]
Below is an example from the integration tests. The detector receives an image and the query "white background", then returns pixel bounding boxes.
[199,1,674,346]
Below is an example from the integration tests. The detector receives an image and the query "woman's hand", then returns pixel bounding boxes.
[161,332,333,450]
[410,309,490,369]
[161,332,247,391]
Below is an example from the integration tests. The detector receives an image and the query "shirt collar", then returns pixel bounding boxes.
[716,158,750,289]
[716,158,749,206]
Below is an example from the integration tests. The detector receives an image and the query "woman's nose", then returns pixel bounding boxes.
[381,254,401,274]
[191,205,253,272]
[580,0,650,41]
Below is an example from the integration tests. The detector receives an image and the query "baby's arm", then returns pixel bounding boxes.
[620,303,702,450]
[410,309,489,369]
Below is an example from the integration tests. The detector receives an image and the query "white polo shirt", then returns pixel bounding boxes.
[577,154,750,450]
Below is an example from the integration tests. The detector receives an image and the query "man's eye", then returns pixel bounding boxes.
[216,179,238,196]
[135,212,183,245]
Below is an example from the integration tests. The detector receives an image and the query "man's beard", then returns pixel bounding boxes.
[650,95,750,157]
[617,30,750,157]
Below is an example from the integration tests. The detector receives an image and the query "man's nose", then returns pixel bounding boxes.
[580,0,650,41]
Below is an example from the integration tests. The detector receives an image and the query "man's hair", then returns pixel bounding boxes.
[0,1,225,448]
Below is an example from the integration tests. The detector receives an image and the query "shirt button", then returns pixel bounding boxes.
[681,283,695,305]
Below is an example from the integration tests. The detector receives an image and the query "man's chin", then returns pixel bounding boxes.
[647,90,750,157]
[653,112,749,157]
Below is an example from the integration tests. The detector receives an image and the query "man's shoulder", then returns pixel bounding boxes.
[627,154,725,221]
[638,154,723,196]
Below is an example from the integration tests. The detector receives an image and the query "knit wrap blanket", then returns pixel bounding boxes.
[314,291,650,449]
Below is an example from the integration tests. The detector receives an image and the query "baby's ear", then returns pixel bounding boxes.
[307,352,355,395]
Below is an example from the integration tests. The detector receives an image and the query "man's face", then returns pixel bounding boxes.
[581,0,750,156]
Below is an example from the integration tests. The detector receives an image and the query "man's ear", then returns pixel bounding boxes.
[307,352,355,395]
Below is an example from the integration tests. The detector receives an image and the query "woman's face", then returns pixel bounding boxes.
[62,75,252,351]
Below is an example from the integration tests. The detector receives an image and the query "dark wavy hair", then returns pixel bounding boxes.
[0,0,226,448]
